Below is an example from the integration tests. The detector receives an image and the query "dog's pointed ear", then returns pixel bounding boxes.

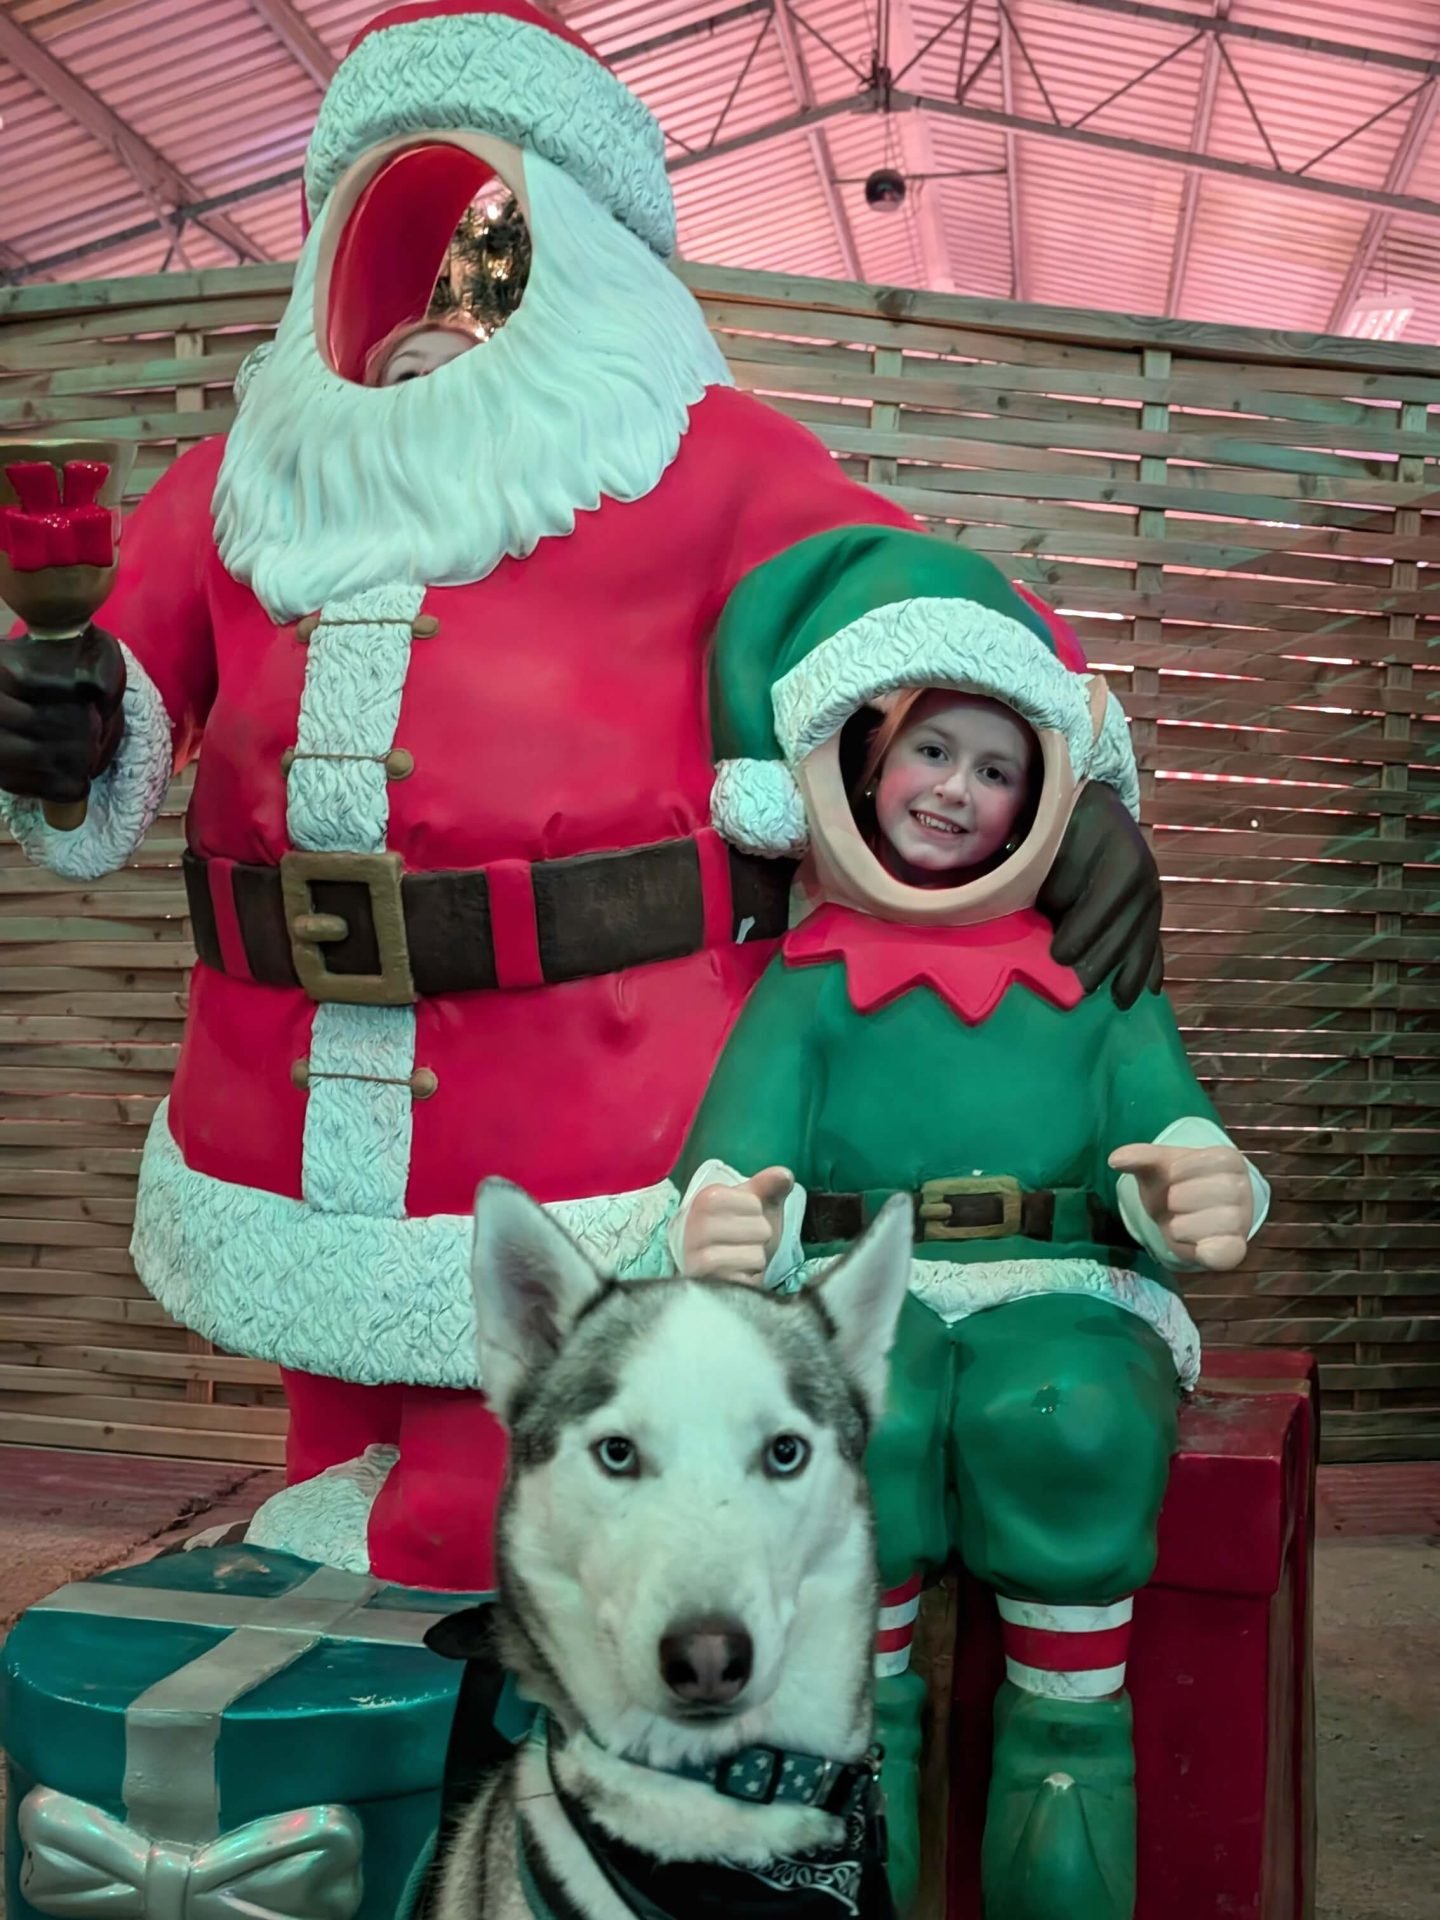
[814,1194,913,1421]
[472,1178,604,1422]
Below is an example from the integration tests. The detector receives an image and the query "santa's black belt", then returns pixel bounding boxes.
[802,1179,1131,1248]
[181,837,794,1006]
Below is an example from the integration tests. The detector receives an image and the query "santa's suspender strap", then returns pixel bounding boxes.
[182,831,795,1004]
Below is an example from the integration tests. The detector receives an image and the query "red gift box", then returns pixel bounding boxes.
[946,1348,1318,1920]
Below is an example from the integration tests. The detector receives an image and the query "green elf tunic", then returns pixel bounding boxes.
[669,525,1269,1920]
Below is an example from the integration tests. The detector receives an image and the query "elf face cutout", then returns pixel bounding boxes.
[796,674,1113,931]
[872,693,1039,887]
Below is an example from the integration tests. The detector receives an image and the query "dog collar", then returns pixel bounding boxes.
[520,1719,895,1920]
[662,1740,883,1820]
[555,1714,883,1822]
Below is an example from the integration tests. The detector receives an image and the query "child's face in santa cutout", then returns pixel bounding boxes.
[375,326,479,387]
[874,690,1038,886]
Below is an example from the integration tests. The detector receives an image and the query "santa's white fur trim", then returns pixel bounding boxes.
[772,597,1140,818]
[711,757,809,858]
[246,1445,398,1572]
[285,583,425,1220]
[132,1101,679,1387]
[795,1250,1200,1388]
[289,585,421,859]
[306,12,675,257]
[0,644,172,881]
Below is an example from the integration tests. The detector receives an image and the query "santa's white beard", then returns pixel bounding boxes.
[213,156,733,620]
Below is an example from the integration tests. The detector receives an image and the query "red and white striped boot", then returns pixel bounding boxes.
[875,1573,923,1678]
[984,1594,1138,1920]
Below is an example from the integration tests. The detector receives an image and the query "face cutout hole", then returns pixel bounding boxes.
[324,143,532,386]
[433,189,531,334]
[846,691,1043,890]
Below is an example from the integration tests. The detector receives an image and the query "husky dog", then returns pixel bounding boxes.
[433,1180,914,1920]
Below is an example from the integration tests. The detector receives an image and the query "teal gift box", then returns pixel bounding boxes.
[1,1545,490,1920]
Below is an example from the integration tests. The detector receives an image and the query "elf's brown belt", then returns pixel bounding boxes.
[803,1179,1132,1248]
[182,834,794,1007]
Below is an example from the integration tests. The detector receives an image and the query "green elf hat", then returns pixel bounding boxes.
[708,526,1140,879]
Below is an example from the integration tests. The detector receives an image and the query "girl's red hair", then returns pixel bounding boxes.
[854,689,926,801]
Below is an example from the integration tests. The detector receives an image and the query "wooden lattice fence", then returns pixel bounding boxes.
[0,261,1435,1466]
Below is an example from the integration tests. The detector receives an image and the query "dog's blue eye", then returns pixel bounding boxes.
[763,1434,810,1478]
[593,1436,638,1477]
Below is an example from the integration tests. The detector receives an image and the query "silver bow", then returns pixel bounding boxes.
[19,1787,364,1920]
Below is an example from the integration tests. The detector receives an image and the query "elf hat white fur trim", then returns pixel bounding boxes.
[773,596,1141,816]
[711,757,809,859]
[306,2,675,257]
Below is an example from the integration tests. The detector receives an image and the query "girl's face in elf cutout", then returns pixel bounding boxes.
[873,690,1038,887]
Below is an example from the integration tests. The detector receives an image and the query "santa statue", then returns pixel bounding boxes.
[0,0,1161,1593]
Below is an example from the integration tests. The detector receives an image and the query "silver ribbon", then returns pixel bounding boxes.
[19,1787,364,1920]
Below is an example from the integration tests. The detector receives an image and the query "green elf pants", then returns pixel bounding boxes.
[867,1291,1180,1920]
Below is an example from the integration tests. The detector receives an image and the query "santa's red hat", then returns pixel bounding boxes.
[304,0,675,256]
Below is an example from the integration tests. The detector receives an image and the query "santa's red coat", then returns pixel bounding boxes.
[105,386,911,1220]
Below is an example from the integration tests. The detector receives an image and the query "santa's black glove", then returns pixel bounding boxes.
[0,625,126,803]
[1037,780,1164,1009]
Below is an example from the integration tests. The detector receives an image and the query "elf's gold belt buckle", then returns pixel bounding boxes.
[918,1175,1023,1241]
[280,850,416,1006]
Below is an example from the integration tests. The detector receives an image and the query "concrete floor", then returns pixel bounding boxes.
[0,1452,1435,1918]
[1314,1538,1439,1920]
[0,1450,282,1630]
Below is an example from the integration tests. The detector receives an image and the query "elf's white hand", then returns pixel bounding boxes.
[681,1167,796,1284]
[1108,1142,1254,1271]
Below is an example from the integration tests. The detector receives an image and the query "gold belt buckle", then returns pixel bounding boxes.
[918,1175,1023,1242]
[280,851,416,1006]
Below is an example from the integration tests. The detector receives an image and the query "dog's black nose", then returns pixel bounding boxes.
[659,1616,753,1706]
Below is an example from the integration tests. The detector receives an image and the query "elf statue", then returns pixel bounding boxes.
[0,0,1161,1593]
[668,533,1270,1920]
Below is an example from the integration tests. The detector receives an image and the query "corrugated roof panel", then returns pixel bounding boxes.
[1181,187,1370,332]
[932,178,1014,300]
[0,67,144,267]
[1348,48,1440,340]
[48,3,316,181]
[1243,0,1440,61]
[1,0,1439,342]
[922,118,1019,300]
[1019,146,1185,317]
[672,131,849,275]
[1198,43,1410,192]
[986,0,1219,137]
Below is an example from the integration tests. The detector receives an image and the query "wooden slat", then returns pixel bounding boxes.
[1,1344,276,1384]
[3,261,1438,1467]
[0,1411,286,1465]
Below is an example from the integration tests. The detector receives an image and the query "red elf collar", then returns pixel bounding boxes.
[782,903,1084,1024]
